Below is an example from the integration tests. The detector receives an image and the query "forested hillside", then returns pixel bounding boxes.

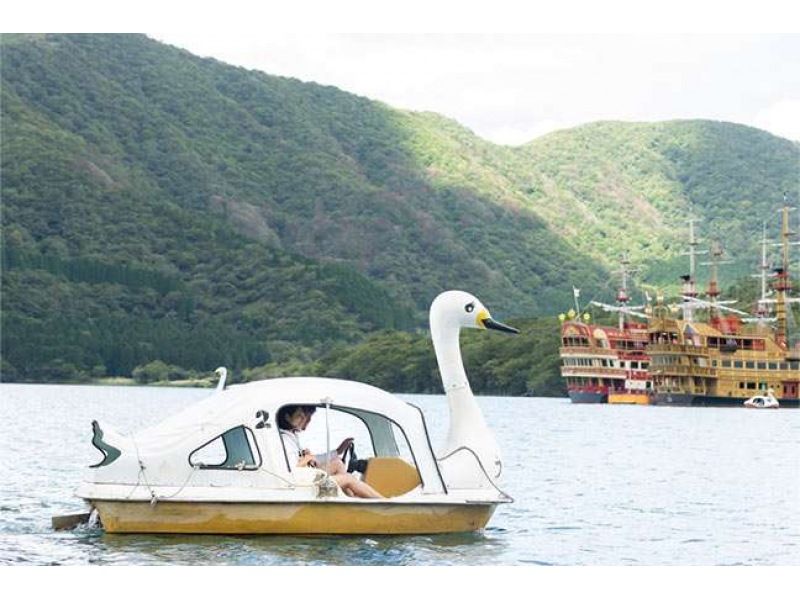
[1,34,798,386]
[244,316,566,397]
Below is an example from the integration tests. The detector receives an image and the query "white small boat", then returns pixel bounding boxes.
[74,290,519,534]
[743,389,780,409]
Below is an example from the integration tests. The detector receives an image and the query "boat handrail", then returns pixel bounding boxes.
[438,445,514,503]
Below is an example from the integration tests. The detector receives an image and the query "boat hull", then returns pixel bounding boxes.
[568,390,607,404]
[651,393,799,408]
[608,393,650,405]
[89,500,498,535]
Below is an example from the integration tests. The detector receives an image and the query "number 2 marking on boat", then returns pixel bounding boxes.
[255,410,270,429]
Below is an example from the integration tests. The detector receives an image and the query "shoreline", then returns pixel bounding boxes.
[0,377,217,388]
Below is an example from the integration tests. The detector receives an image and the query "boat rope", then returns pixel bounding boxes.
[437,446,514,503]
[126,434,323,508]
[127,432,154,502]
[148,466,202,504]
[127,432,201,505]
[583,276,617,318]
[125,424,328,505]
[253,466,320,488]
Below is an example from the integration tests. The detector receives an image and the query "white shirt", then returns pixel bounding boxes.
[279,429,336,471]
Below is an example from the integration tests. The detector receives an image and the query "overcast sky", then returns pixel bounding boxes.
[149,33,800,145]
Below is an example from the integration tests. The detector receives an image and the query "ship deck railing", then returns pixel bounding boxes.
[559,346,617,357]
[647,343,710,357]
[561,366,627,379]
[650,365,718,378]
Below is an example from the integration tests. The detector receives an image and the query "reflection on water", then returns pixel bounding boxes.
[69,526,508,566]
[1,384,799,565]
[49,529,506,566]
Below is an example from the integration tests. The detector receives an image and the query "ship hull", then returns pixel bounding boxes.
[651,393,800,408]
[89,500,498,535]
[608,393,650,405]
[568,390,608,404]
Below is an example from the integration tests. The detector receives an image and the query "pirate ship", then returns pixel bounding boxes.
[647,203,800,407]
[559,258,651,404]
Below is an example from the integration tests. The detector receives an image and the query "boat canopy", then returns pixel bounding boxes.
[87,377,445,495]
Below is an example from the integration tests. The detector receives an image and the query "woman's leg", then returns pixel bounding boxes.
[332,473,384,499]
[322,457,346,476]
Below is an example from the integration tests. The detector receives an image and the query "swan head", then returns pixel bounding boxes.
[430,290,519,334]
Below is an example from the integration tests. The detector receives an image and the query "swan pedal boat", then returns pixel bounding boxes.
[743,391,780,409]
[74,291,518,535]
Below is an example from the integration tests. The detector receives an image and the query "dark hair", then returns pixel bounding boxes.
[277,405,303,431]
[303,406,317,416]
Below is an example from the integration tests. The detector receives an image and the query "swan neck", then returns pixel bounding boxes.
[431,317,471,394]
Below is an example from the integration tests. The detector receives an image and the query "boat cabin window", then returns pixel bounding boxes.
[299,407,375,461]
[189,426,261,470]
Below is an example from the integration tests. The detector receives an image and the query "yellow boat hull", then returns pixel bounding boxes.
[608,393,650,405]
[91,500,498,535]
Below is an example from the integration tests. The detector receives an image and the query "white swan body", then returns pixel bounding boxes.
[430,291,518,482]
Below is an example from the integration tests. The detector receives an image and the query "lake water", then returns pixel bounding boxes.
[1,383,798,565]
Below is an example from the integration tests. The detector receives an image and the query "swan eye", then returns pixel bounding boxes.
[465,302,475,313]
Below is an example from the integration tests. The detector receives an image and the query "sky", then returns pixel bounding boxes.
[149,33,800,145]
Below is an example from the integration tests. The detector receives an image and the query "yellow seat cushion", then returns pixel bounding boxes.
[362,457,422,498]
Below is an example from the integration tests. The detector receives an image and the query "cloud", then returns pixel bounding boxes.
[753,99,800,141]
[150,33,800,144]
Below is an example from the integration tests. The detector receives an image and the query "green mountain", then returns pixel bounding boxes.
[1,33,798,387]
[408,114,799,287]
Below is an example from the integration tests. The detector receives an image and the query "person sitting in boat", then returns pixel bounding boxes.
[277,404,383,499]
[298,406,354,473]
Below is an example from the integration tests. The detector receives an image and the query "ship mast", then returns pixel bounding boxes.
[680,217,707,322]
[588,255,646,328]
[773,195,798,347]
[752,222,772,324]
[702,240,725,323]
[590,253,649,330]
[616,254,632,331]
